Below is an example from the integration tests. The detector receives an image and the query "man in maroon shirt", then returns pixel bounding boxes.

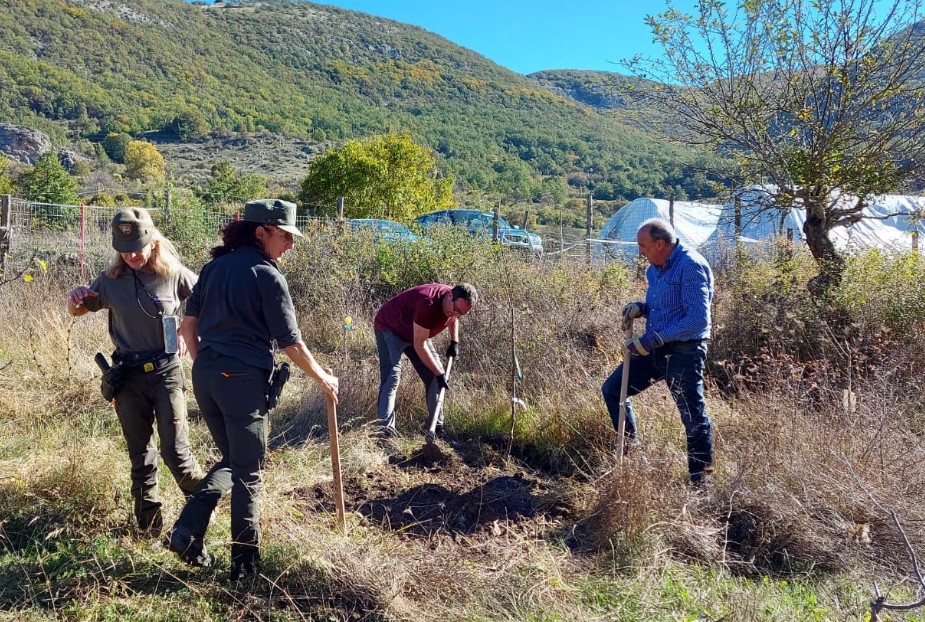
[374,282,478,437]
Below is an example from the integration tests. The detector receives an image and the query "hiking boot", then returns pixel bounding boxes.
[622,435,643,456]
[137,510,163,539]
[167,524,213,567]
[375,425,399,439]
[229,559,260,583]
[689,467,715,489]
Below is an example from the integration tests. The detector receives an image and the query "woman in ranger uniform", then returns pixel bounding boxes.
[167,199,338,582]
[67,208,204,535]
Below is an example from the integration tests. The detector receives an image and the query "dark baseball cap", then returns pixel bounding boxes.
[111,208,154,252]
[243,199,302,237]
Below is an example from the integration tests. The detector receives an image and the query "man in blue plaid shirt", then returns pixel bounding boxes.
[601,218,715,485]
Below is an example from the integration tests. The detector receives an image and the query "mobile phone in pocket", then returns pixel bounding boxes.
[163,315,179,354]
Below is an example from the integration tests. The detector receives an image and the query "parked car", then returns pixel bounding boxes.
[347,218,418,242]
[415,209,543,254]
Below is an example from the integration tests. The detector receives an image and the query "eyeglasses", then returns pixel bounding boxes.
[451,299,470,316]
[270,226,294,242]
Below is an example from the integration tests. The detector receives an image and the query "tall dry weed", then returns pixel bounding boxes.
[574,248,925,585]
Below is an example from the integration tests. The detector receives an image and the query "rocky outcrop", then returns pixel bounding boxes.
[0,124,53,165]
[57,150,87,172]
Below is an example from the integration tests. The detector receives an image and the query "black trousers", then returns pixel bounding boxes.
[174,348,270,565]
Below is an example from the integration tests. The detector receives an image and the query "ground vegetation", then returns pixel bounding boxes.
[1,223,924,620]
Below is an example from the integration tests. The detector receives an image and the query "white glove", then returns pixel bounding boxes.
[621,302,644,330]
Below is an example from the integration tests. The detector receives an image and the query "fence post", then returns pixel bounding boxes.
[734,196,742,240]
[585,193,593,265]
[0,195,10,279]
[669,195,675,227]
[80,204,87,281]
[558,206,564,259]
[734,196,743,263]
[492,205,499,243]
[336,196,344,220]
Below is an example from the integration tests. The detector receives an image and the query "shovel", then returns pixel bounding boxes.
[413,355,455,463]
[615,322,634,465]
[425,355,454,444]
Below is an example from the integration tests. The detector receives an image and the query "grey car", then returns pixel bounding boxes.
[347,218,418,242]
[415,209,543,254]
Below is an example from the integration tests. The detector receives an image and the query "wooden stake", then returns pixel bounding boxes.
[325,394,347,534]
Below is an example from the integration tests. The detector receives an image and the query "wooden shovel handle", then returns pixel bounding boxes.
[325,387,347,534]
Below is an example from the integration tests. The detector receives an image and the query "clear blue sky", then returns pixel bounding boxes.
[194,0,694,75]
[313,0,691,74]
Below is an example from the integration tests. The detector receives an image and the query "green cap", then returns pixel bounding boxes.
[111,208,154,252]
[243,199,302,237]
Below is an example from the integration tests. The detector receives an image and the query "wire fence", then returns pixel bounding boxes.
[0,197,331,281]
[1,197,610,281]
[7,195,907,285]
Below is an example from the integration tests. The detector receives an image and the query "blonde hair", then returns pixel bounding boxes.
[106,229,182,278]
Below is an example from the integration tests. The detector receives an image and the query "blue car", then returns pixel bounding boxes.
[347,218,418,242]
[415,209,543,254]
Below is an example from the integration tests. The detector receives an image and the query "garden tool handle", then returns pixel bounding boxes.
[616,322,633,464]
[324,367,347,534]
[425,355,455,443]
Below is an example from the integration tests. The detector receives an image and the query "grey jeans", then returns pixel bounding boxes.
[375,330,442,433]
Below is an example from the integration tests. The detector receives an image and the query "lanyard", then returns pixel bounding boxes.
[132,269,165,319]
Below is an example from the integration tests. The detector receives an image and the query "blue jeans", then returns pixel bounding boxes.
[376,330,442,433]
[601,340,713,478]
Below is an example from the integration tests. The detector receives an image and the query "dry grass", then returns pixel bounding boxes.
[3,241,925,620]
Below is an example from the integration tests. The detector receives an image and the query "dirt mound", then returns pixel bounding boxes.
[292,444,573,541]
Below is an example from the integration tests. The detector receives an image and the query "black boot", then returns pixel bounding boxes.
[167,524,213,567]
[137,508,164,538]
[229,557,260,583]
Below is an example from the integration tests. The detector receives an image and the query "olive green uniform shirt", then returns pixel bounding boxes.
[84,266,196,353]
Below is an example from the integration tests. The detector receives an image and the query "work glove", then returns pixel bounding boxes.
[446,340,459,359]
[625,332,664,357]
[435,374,450,392]
[621,302,645,330]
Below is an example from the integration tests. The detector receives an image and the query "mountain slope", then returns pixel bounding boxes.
[0,0,721,202]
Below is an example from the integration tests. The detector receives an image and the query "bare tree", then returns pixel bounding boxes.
[624,0,925,292]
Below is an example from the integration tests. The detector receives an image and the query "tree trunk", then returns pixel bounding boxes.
[802,211,845,296]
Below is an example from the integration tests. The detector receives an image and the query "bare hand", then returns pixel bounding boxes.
[321,367,339,404]
[68,286,98,307]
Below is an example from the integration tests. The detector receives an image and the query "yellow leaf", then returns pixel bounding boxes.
[37,259,47,272]
[23,274,33,282]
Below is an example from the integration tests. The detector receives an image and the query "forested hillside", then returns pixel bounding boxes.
[0,0,727,206]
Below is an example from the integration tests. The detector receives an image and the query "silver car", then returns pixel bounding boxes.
[415,209,543,254]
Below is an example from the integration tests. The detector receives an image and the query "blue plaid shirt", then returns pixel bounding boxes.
[641,242,713,344]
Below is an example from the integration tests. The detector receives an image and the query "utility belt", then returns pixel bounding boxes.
[113,350,176,373]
